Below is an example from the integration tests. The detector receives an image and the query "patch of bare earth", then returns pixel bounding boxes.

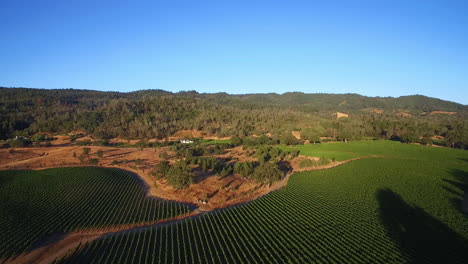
[291,131,302,139]
[334,112,349,118]
[396,111,412,117]
[429,111,457,115]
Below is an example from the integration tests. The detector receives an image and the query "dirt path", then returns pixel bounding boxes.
[4,155,382,264]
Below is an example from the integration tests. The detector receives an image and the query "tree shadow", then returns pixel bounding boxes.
[192,169,216,184]
[377,188,468,264]
[443,169,468,214]
[276,160,292,175]
[207,189,219,198]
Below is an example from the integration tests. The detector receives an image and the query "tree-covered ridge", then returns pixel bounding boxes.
[0,87,467,148]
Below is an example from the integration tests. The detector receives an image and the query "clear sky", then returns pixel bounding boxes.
[1,0,467,104]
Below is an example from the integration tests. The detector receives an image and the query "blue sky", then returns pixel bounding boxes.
[1,0,467,104]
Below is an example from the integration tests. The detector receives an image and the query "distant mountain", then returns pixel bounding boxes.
[1,87,465,113]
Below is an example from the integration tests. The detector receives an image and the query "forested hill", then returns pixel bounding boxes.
[1,87,466,113]
[1,87,467,148]
[200,92,467,113]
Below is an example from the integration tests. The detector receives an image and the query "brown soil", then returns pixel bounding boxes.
[371,108,384,114]
[334,112,349,118]
[291,131,302,139]
[169,129,230,141]
[50,135,72,146]
[429,111,457,115]
[396,111,412,117]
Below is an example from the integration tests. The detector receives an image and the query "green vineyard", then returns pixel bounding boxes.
[59,142,468,263]
[0,167,190,260]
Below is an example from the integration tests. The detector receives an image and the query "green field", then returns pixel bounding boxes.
[0,167,190,260]
[59,141,468,263]
[199,139,232,145]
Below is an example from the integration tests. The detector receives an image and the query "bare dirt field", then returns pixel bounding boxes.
[429,111,457,115]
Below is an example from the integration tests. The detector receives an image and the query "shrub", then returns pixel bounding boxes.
[233,162,256,178]
[159,151,169,159]
[319,156,330,166]
[8,138,32,148]
[76,140,92,146]
[31,134,54,142]
[420,137,433,146]
[289,150,300,158]
[93,140,110,146]
[135,139,149,150]
[220,165,233,177]
[82,147,91,155]
[69,134,84,142]
[88,158,99,165]
[299,159,314,168]
[231,136,242,146]
[280,133,299,145]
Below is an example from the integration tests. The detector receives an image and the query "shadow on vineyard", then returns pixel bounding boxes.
[443,169,468,214]
[29,232,67,251]
[377,188,468,264]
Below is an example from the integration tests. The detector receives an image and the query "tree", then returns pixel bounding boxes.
[96,150,103,158]
[233,162,256,178]
[400,130,420,143]
[280,133,298,145]
[220,165,233,177]
[167,160,194,189]
[151,160,171,180]
[301,127,323,144]
[252,162,283,185]
[257,134,271,145]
